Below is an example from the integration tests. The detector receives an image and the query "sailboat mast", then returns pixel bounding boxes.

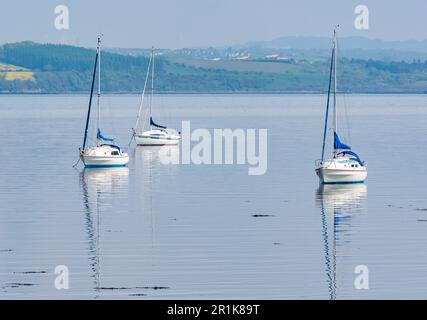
[333,28,338,134]
[320,37,335,162]
[97,36,102,146]
[133,52,153,132]
[150,46,155,130]
[81,38,100,152]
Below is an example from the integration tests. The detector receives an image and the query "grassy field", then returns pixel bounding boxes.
[168,57,333,77]
[169,58,306,74]
[0,63,35,81]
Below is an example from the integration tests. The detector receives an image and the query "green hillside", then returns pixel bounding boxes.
[0,41,427,93]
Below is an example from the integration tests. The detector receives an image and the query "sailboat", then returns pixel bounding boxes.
[315,28,367,184]
[79,36,129,168]
[132,47,181,146]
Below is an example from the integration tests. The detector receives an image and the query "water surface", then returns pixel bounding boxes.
[0,94,426,299]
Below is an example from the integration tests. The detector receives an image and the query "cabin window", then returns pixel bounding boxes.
[111,151,119,156]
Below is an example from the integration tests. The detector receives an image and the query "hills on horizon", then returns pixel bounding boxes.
[245,35,427,51]
[1,39,427,94]
[108,36,427,62]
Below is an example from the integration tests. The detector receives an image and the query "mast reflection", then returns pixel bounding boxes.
[316,183,367,300]
[79,167,129,297]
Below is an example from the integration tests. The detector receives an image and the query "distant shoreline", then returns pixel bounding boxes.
[3,42,427,95]
[1,91,426,95]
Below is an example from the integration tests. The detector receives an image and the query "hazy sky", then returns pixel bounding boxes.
[1,0,426,48]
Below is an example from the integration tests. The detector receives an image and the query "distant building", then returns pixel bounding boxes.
[235,56,250,60]
[265,54,290,61]
[265,54,280,59]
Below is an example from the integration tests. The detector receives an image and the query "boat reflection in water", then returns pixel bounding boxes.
[134,145,179,168]
[316,183,367,300]
[133,144,179,234]
[81,167,129,194]
[133,144,179,193]
[79,167,129,297]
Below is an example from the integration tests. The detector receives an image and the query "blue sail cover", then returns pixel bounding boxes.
[334,132,351,150]
[336,150,364,166]
[97,129,114,142]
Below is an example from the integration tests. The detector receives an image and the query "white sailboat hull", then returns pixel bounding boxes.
[81,145,129,168]
[315,157,367,184]
[316,167,367,184]
[82,155,129,167]
[134,130,180,146]
[135,136,179,146]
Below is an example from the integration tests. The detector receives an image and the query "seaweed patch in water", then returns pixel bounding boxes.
[4,283,35,288]
[416,208,427,211]
[14,271,47,274]
[252,214,274,217]
[96,286,169,290]
[96,287,133,290]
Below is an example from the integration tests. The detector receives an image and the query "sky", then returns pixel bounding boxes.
[0,0,426,48]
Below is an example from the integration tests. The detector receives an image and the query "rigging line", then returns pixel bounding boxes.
[82,38,99,152]
[335,31,351,146]
[333,28,338,134]
[141,101,149,131]
[342,90,352,146]
[127,133,136,148]
[87,135,97,148]
[321,46,335,162]
[151,47,155,127]
[97,35,102,146]
[72,156,81,168]
[133,50,153,132]
[319,45,331,150]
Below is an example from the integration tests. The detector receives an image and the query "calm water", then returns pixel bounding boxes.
[0,94,427,299]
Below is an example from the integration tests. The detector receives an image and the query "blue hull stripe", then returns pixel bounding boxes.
[322,181,365,185]
[84,164,127,168]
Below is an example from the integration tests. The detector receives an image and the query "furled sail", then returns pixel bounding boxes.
[334,132,351,150]
[97,128,114,141]
[150,117,167,129]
